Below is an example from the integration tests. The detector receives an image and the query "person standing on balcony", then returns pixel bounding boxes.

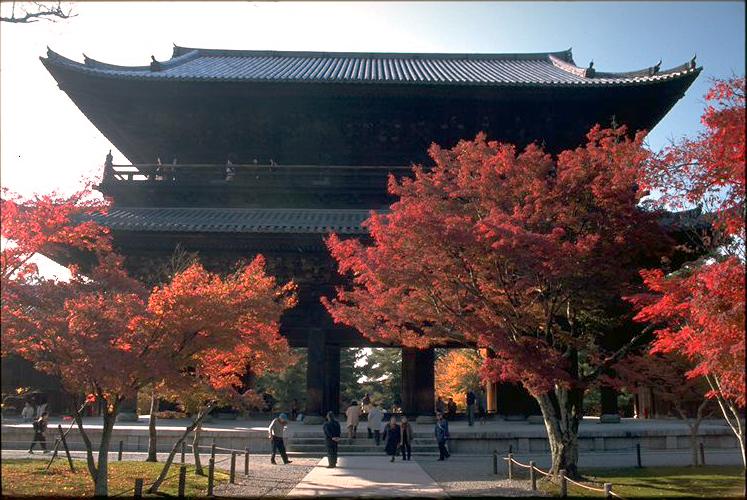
[268,413,292,465]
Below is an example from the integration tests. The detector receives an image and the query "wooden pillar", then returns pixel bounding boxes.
[401,348,435,415]
[305,329,326,416]
[600,386,619,416]
[480,349,498,413]
[496,382,540,417]
[324,344,340,415]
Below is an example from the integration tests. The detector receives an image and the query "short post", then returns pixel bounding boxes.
[508,444,513,454]
[603,483,612,499]
[178,465,187,498]
[529,461,537,491]
[58,425,75,472]
[699,442,706,466]
[230,451,236,484]
[207,457,215,497]
[559,469,568,498]
[636,443,642,468]
[118,440,123,461]
[507,453,513,480]
[492,449,498,475]
[244,448,250,476]
[181,441,186,464]
[210,443,216,461]
[134,478,144,499]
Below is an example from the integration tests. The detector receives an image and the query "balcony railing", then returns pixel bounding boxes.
[102,163,413,183]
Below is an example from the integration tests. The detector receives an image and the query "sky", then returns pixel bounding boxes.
[1,1,744,198]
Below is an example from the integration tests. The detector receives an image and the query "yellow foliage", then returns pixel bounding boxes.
[435,349,482,410]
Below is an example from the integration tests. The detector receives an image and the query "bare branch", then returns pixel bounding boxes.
[1,2,76,23]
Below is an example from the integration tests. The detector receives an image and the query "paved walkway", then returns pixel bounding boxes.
[289,456,447,497]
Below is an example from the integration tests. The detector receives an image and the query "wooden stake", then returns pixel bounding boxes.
[58,425,75,472]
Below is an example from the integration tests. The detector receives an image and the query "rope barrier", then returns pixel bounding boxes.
[564,475,607,493]
[503,453,627,498]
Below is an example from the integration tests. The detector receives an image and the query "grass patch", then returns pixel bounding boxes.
[538,466,744,498]
[1,458,230,497]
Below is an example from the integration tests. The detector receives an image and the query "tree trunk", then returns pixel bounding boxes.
[705,374,746,469]
[146,391,159,462]
[193,423,204,476]
[93,406,119,496]
[148,405,213,494]
[536,386,583,479]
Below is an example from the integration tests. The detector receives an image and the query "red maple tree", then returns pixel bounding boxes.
[633,78,746,468]
[611,353,715,466]
[1,191,296,495]
[324,127,669,477]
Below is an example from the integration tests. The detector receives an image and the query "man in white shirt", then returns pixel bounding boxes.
[268,413,292,465]
[366,403,384,445]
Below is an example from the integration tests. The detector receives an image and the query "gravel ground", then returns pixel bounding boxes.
[214,455,320,497]
[416,456,547,497]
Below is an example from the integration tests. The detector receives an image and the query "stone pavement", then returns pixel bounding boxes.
[289,455,447,497]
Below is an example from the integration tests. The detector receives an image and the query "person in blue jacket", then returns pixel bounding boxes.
[435,411,450,460]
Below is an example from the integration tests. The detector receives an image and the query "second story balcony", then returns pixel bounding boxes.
[99,160,414,210]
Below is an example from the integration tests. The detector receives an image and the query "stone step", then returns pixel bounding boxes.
[290,438,437,445]
[287,446,440,454]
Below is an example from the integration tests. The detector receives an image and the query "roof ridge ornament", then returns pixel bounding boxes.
[690,54,697,69]
[150,55,161,72]
[651,59,662,75]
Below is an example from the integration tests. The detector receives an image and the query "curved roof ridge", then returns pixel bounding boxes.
[172,44,575,62]
[550,52,701,80]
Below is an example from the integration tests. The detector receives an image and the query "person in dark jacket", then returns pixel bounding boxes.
[466,389,476,426]
[435,411,450,461]
[399,415,413,461]
[382,416,401,462]
[28,412,49,454]
[322,411,341,468]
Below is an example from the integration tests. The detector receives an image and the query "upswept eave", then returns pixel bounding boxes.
[41,45,701,87]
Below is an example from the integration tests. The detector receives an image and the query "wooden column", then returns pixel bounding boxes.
[305,329,326,416]
[480,349,498,413]
[401,348,435,415]
[323,344,340,415]
[496,382,540,417]
[600,386,619,416]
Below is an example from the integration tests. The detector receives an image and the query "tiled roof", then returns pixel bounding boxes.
[86,207,379,234]
[41,46,700,87]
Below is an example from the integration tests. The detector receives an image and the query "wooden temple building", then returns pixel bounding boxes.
[37,46,701,417]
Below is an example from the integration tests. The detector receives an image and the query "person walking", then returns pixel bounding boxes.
[268,413,292,465]
[322,411,341,468]
[345,401,361,439]
[28,412,49,454]
[477,388,487,424]
[383,416,401,463]
[435,411,450,461]
[21,402,35,422]
[466,389,476,426]
[367,402,384,446]
[446,398,457,420]
[399,415,413,461]
[435,396,446,415]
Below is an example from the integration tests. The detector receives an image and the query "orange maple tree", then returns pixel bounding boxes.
[1,190,296,495]
[435,350,482,409]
